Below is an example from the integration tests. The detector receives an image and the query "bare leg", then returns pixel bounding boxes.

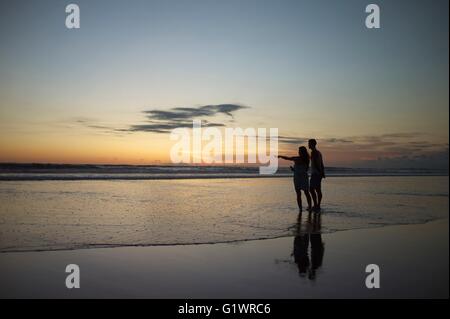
[296,191,302,212]
[304,190,312,211]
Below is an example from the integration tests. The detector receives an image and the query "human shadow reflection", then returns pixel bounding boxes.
[292,212,325,280]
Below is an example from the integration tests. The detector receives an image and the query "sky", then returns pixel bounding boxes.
[0,0,448,168]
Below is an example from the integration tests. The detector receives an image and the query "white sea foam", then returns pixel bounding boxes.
[0,164,447,181]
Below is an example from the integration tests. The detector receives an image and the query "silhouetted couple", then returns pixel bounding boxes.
[278,139,325,213]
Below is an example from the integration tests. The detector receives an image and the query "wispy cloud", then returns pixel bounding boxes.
[73,104,248,134]
[127,104,248,133]
[143,104,248,121]
[122,120,226,133]
[277,132,449,168]
[72,110,448,169]
[73,117,113,131]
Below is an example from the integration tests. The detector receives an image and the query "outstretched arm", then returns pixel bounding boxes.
[278,155,299,161]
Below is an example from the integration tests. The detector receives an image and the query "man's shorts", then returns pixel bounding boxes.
[310,174,322,189]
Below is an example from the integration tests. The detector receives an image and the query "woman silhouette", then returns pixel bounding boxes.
[279,147,312,212]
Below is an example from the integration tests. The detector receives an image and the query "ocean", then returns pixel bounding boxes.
[0,165,448,253]
[0,163,447,180]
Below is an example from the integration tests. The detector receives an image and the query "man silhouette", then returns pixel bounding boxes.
[308,139,325,211]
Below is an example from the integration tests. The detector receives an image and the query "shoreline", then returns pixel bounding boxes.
[1,218,448,298]
[1,174,448,181]
[1,216,448,254]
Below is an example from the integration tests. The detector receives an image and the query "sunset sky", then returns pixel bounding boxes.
[0,0,448,168]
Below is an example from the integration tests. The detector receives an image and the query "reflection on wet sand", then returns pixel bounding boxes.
[293,213,325,280]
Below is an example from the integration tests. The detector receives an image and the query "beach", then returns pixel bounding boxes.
[1,0,448,302]
[0,176,448,252]
[0,218,448,298]
[0,175,448,298]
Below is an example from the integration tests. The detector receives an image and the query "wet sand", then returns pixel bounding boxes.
[0,218,448,298]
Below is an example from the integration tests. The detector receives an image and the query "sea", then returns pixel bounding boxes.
[0,164,448,252]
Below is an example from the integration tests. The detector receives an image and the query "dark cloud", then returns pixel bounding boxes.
[379,132,422,139]
[354,148,449,169]
[130,104,248,133]
[75,104,248,134]
[277,136,354,147]
[277,132,449,169]
[143,104,248,121]
[324,138,354,144]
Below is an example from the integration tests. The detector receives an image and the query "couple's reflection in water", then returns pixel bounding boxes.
[293,212,324,280]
